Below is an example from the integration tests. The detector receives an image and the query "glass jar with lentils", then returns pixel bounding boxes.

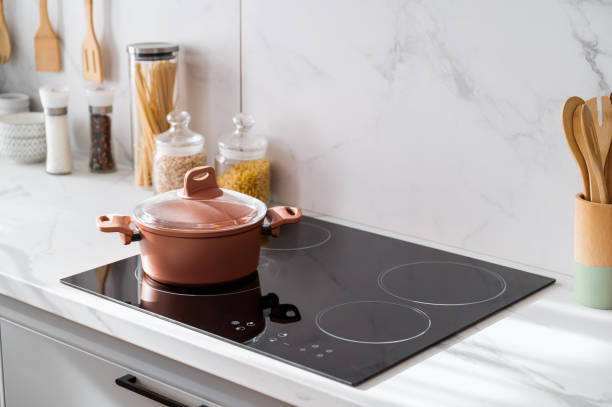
[86,86,115,172]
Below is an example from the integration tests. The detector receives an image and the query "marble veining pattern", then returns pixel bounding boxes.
[242,0,612,277]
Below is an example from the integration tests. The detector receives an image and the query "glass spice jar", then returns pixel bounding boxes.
[86,86,115,172]
[215,113,270,203]
[153,111,206,194]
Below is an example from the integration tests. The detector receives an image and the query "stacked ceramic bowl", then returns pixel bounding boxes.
[0,93,29,115]
[0,112,46,163]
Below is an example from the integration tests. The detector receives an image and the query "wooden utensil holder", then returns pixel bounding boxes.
[574,194,612,309]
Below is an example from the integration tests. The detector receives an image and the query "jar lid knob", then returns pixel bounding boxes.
[167,110,191,126]
[233,113,255,132]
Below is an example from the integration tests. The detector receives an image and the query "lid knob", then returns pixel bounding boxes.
[233,113,255,132]
[180,166,223,200]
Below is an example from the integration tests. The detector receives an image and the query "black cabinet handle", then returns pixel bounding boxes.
[115,374,208,407]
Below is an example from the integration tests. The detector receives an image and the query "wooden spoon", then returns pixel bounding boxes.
[562,96,589,200]
[575,104,609,203]
[0,0,11,64]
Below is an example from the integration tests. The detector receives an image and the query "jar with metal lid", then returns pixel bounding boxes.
[86,85,115,172]
[127,42,179,188]
[215,113,270,203]
[153,111,206,194]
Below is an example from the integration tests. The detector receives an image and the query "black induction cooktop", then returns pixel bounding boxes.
[61,217,555,385]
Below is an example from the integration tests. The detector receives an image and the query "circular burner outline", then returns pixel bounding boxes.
[315,300,431,345]
[378,261,507,306]
[261,222,331,252]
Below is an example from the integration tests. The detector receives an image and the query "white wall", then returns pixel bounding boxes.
[0,0,240,164]
[3,0,611,276]
[242,0,612,276]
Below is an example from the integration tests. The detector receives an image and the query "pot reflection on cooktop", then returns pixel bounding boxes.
[261,222,331,251]
[378,261,507,306]
[139,268,301,344]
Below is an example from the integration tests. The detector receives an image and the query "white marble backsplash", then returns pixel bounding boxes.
[0,0,240,165]
[241,0,612,276]
[2,0,611,276]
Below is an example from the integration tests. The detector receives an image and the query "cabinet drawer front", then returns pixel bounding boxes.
[1,320,217,407]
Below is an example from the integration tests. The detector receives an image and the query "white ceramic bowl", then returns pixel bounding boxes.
[0,93,29,115]
[0,112,46,163]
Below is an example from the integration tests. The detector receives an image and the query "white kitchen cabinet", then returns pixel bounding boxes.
[0,294,289,407]
[0,319,214,407]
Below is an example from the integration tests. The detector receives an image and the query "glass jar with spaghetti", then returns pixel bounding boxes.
[127,43,179,188]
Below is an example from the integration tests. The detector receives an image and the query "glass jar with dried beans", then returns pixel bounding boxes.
[153,111,206,194]
[215,113,270,203]
[86,86,115,172]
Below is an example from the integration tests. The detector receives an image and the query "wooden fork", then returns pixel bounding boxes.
[0,0,11,64]
[82,0,102,82]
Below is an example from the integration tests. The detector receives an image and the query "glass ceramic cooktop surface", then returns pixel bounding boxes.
[61,217,555,385]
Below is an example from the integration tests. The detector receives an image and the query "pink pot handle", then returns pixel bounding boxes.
[181,166,223,200]
[266,206,302,237]
[97,215,135,245]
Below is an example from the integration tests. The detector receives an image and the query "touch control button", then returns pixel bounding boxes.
[311,344,319,349]
[246,322,255,327]
[269,338,278,342]
[278,332,288,337]
[230,321,240,325]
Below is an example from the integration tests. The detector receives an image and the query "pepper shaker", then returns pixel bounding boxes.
[86,86,115,172]
[39,86,71,175]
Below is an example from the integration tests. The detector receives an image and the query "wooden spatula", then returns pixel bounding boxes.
[82,0,102,83]
[33,0,61,72]
[0,0,11,64]
[584,96,612,164]
[575,104,609,204]
[605,93,612,198]
[562,97,589,200]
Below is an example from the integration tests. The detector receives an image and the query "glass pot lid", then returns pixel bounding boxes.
[134,166,267,233]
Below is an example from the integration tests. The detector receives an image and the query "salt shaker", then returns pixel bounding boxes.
[86,86,115,172]
[39,86,71,175]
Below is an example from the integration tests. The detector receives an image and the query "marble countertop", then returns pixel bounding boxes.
[0,157,610,407]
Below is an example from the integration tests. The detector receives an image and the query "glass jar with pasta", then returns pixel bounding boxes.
[127,43,179,188]
[215,113,270,203]
[153,111,206,194]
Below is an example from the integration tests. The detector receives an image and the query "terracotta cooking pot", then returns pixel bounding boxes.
[97,166,302,286]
